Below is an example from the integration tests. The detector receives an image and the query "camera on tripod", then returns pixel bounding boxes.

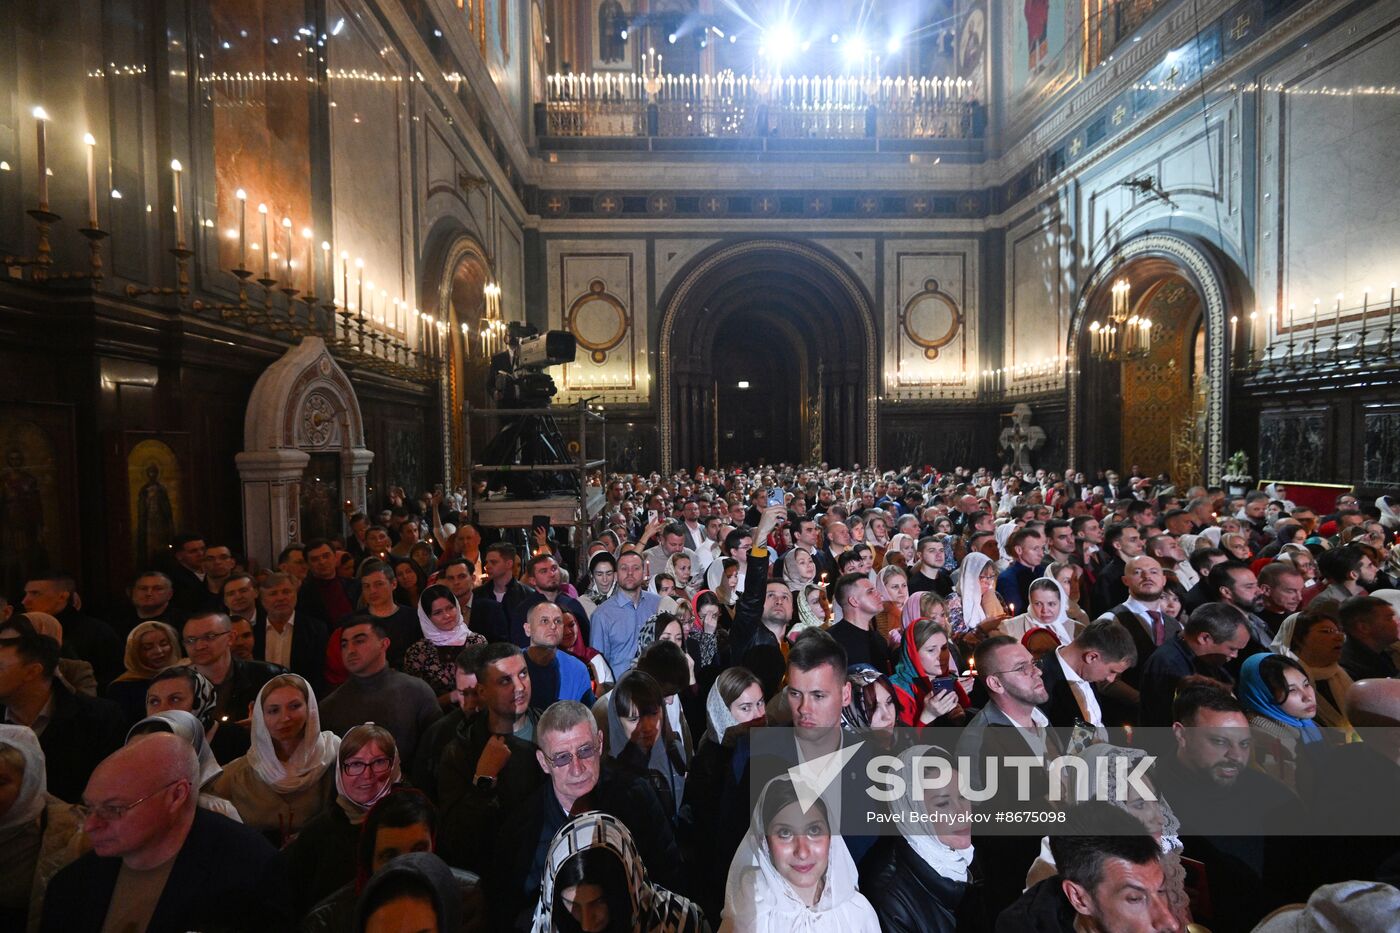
[481,323,581,499]
[496,323,577,405]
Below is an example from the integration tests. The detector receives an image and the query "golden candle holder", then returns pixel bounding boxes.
[125,246,192,300]
[3,208,62,282]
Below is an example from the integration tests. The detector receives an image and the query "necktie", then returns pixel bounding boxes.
[1148,610,1165,646]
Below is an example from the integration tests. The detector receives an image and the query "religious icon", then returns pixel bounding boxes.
[0,406,77,593]
[135,463,175,567]
[597,0,628,65]
[127,438,184,568]
[1024,0,1050,70]
[999,403,1047,473]
[0,444,48,596]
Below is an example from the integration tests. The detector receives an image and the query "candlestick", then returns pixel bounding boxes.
[170,160,185,248]
[281,217,292,281]
[1333,293,1343,359]
[340,251,350,308]
[258,203,270,278]
[355,258,364,319]
[83,133,98,227]
[235,189,247,270]
[33,107,49,210]
[301,228,314,294]
[322,241,332,297]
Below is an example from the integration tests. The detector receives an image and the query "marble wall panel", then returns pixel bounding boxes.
[1006,207,1067,389]
[654,238,721,306]
[327,0,413,327]
[1259,3,1400,351]
[882,239,979,399]
[547,239,649,402]
[1259,409,1327,482]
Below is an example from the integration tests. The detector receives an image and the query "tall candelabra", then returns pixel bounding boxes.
[1232,287,1400,379]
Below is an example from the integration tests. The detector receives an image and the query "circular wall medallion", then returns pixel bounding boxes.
[900,278,962,360]
[567,279,629,363]
[593,192,622,215]
[647,194,674,215]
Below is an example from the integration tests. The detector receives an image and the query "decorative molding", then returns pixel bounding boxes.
[1066,233,1229,483]
[658,239,879,473]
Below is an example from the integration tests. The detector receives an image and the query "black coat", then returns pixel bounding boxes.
[472,579,539,645]
[2,678,126,802]
[1036,650,1090,729]
[251,612,329,696]
[995,876,1077,932]
[55,607,124,686]
[861,836,984,933]
[40,808,283,933]
[215,657,287,722]
[297,576,362,628]
[276,797,360,919]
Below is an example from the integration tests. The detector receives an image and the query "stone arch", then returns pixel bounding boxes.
[1066,232,1234,483]
[658,239,879,472]
[236,337,373,568]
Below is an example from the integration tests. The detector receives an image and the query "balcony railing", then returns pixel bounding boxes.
[541,73,979,140]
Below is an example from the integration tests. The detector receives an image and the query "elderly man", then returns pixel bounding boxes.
[0,614,126,802]
[488,700,683,929]
[40,733,278,931]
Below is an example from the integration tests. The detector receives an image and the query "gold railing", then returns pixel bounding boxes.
[543,73,977,139]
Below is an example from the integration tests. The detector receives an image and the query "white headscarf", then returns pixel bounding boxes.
[1271,611,1355,729]
[127,710,222,788]
[0,725,47,836]
[721,776,880,932]
[956,552,993,634]
[893,745,975,882]
[417,587,472,647]
[1027,574,1074,645]
[247,675,340,794]
[1378,497,1400,532]
[994,522,1017,569]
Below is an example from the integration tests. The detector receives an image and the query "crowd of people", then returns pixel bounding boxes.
[3,463,1400,931]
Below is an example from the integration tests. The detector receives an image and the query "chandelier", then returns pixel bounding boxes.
[1089,276,1152,361]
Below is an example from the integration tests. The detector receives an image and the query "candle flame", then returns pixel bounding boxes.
[83,133,96,146]
[302,227,313,239]
[281,216,292,228]
[257,202,268,214]
[170,159,182,172]
[235,188,247,200]
[32,106,49,121]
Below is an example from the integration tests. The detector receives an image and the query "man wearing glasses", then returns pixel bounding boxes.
[486,700,683,929]
[41,733,278,930]
[180,611,283,725]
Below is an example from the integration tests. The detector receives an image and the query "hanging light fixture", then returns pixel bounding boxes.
[1090,274,1152,361]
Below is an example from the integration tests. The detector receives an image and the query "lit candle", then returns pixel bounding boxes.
[83,133,98,227]
[322,241,332,296]
[281,217,292,280]
[340,251,349,307]
[258,203,269,276]
[32,107,49,209]
[302,228,314,292]
[355,258,364,318]
[235,189,247,269]
[170,160,185,247]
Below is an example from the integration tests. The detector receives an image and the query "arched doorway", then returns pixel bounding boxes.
[435,238,494,486]
[1068,233,1232,484]
[659,240,878,473]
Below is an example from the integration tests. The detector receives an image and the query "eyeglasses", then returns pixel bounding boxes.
[78,779,186,823]
[183,631,229,646]
[542,743,600,770]
[342,756,395,776]
[988,660,1039,679]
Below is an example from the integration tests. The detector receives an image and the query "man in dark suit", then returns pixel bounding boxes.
[1089,523,1145,617]
[474,542,538,643]
[252,572,328,695]
[298,538,362,628]
[0,614,127,802]
[1037,619,1138,729]
[1137,604,1249,727]
[166,533,212,614]
[21,573,123,686]
[40,734,282,932]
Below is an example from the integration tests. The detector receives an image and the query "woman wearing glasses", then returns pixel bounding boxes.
[280,723,402,918]
[209,673,340,845]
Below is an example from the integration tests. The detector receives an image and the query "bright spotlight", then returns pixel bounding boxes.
[843,36,868,63]
[830,33,840,43]
[885,36,901,54]
[764,22,799,64]
[667,33,677,44]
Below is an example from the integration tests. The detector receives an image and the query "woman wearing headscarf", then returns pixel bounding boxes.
[719,775,880,932]
[993,522,1018,570]
[532,811,706,932]
[0,725,86,933]
[125,710,241,822]
[604,670,688,820]
[210,673,339,844]
[781,546,818,592]
[356,851,467,933]
[706,557,741,628]
[145,664,251,765]
[992,576,1074,648]
[667,551,698,598]
[106,619,185,721]
[281,723,403,919]
[886,533,917,570]
[680,668,767,921]
[579,551,618,617]
[562,609,614,694]
[952,552,1009,645]
[1239,652,1331,793]
[1024,743,1192,930]
[684,593,731,700]
[841,666,900,748]
[859,745,984,933]
[890,619,971,728]
[790,584,831,640]
[1270,608,1354,731]
[404,584,486,709]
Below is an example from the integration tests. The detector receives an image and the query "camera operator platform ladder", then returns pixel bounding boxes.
[463,399,607,536]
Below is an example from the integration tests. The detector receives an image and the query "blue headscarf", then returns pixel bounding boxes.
[1238,653,1323,744]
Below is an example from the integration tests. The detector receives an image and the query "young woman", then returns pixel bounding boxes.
[404,585,485,709]
[791,584,831,639]
[841,666,900,744]
[706,558,740,628]
[210,673,339,844]
[605,671,688,820]
[579,552,618,617]
[562,610,614,695]
[994,577,1073,648]
[532,812,704,933]
[720,776,879,931]
[145,665,250,765]
[875,565,910,643]
[890,619,972,727]
[1271,608,1353,730]
[281,723,402,918]
[392,559,426,607]
[1238,652,1329,793]
[1045,561,1091,630]
[107,620,185,722]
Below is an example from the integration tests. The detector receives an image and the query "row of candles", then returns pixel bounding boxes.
[546,70,973,106]
[1234,285,1400,369]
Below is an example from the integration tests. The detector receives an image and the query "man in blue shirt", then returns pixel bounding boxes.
[522,600,594,711]
[588,551,661,677]
[996,527,1046,612]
